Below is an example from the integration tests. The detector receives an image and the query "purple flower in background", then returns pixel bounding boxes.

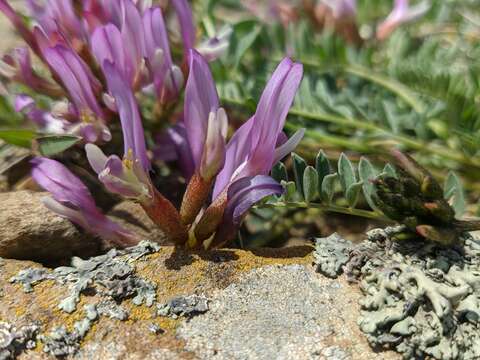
[0,47,62,97]
[213,58,304,199]
[377,0,431,40]
[143,6,183,101]
[0,0,42,56]
[86,61,152,200]
[15,94,106,142]
[31,157,137,247]
[15,94,66,133]
[154,122,195,180]
[42,44,111,143]
[171,0,195,54]
[26,0,86,45]
[91,23,143,87]
[197,26,233,62]
[321,0,356,19]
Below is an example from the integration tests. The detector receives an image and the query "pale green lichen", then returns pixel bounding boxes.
[314,228,480,360]
[157,295,209,319]
[8,241,161,357]
[0,321,38,359]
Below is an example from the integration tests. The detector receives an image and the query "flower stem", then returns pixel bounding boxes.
[180,172,213,226]
[141,188,188,245]
[258,201,390,221]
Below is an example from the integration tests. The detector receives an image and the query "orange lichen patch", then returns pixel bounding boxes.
[233,246,314,273]
[29,282,98,333]
[125,303,157,322]
[135,245,314,304]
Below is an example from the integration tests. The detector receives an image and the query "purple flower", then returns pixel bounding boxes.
[197,26,232,62]
[211,175,283,246]
[184,50,227,180]
[143,6,183,101]
[154,122,195,180]
[213,58,304,199]
[377,0,430,40]
[26,0,85,44]
[31,157,137,247]
[86,61,152,200]
[41,44,111,142]
[171,0,195,54]
[0,0,41,57]
[91,23,139,86]
[192,58,304,246]
[321,0,356,19]
[1,47,61,97]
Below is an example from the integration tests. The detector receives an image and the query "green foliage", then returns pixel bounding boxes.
[210,0,480,212]
[0,129,36,148]
[444,171,466,217]
[273,150,382,214]
[35,135,81,156]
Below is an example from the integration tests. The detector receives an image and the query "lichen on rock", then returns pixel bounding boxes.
[314,228,480,360]
[0,322,38,360]
[7,241,162,357]
[157,295,209,319]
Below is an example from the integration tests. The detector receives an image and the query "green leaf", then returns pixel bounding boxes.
[315,150,331,193]
[0,129,36,148]
[358,157,379,211]
[35,135,81,156]
[346,181,363,208]
[0,97,22,126]
[228,20,262,68]
[444,171,466,216]
[282,180,297,202]
[345,64,425,114]
[383,163,397,178]
[338,153,356,194]
[321,173,338,204]
[303,166,319,203]
[292,153,307,198]
[271,162,288,183]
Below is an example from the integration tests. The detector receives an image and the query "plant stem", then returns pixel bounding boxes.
[259,201,390,221]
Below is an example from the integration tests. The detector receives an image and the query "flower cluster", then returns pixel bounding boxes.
[246,0,431,43]
[1,0,304,249]
[0,0,230,143]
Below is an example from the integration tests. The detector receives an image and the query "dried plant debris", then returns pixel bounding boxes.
[314,228,480,359]
[8,241,161,357]
[0,322,39,360]
[158,295,209,319]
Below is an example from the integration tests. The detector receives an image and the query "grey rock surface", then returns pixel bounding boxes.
[0,191,101,262]
[178,264,398,360]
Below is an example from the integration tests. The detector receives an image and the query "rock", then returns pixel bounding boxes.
[108,201,169,244]
[0,244,399,359]
[0,191,102,263]
[177,264,398,360]
[314,228,480,360]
